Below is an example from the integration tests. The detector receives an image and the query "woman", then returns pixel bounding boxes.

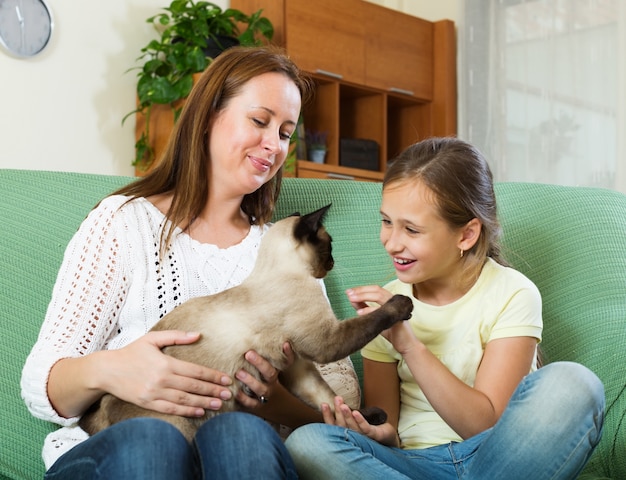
[285,137,605,479]
[21,46,359,479]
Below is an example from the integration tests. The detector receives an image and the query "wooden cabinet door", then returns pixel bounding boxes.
[284,0,365,85]
[363,2,434,100]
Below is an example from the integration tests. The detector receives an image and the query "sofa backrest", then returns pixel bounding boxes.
[494,182,626,479]
[0,169,624,479]
[1,170,133,479]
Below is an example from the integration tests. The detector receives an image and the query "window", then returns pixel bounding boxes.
[460,0,625,191]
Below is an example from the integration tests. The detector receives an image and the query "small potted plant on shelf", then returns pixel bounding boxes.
[128,0,274,171]
[305,129,328,164]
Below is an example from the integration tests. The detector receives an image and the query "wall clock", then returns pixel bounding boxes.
[0,0,53,58]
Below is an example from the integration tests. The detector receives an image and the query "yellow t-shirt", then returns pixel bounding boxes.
[361,258,543,450]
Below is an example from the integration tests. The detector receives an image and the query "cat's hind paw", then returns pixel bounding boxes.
[358,406,388,425]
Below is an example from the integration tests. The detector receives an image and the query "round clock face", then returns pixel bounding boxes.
[0,0,53,58]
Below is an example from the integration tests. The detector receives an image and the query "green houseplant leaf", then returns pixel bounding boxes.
[126,0,274,168]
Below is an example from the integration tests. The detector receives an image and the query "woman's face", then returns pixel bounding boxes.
[209,72,301,197]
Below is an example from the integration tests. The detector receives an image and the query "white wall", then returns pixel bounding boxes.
[0,0,458,176]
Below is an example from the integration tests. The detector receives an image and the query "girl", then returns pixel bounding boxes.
[285,137,604,479]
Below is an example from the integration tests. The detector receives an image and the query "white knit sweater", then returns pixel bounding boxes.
[21,195,360,469]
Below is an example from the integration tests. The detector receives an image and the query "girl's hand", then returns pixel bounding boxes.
[348,285,419,355]
[382,320,421,357]
[235,342,294,409]
[104,330,234,418]
[346,285,394,315]
[321,396,399,447]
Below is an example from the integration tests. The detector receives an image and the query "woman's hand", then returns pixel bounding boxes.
[102,330,234,418]
[235,341,294,409]
[48,330,236,419]
[321,396,400,447]
[346,285,393,315]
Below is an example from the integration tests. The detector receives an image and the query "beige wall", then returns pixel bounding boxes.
[365,0,459,22]
[0,0,458,176]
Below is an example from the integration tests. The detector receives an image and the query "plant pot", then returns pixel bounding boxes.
[134,101,182,176]
[308,148,327,164]
[204,35,240,59]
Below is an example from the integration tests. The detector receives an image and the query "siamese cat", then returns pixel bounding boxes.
[79,205,413,441]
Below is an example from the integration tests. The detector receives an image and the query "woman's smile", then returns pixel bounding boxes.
[249,155,273,173]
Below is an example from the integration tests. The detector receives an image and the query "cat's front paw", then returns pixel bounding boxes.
[384,294,413,321]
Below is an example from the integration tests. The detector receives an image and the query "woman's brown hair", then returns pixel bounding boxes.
[114,45,313,250]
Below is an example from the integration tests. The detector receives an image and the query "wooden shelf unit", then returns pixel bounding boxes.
[299,74,436,176]
[233,0,457,181]
[137,0,457,180]
[297,160,384,182]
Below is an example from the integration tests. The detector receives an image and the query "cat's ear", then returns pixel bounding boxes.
[295,204,331,239]
[288,204,330,221]
[305,204,331,227]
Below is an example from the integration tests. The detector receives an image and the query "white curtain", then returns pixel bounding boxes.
[458,0,626,193]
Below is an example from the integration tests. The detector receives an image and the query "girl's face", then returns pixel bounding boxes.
[209,72,301,197]
[380,180,465,288]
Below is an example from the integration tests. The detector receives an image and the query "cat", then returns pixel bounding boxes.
[78,204,413,441]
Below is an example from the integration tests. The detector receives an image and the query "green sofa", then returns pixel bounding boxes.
[1,169,624,479]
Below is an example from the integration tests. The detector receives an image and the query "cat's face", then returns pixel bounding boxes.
[292,204,334,278]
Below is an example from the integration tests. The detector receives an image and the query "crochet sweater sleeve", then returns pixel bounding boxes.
[21,196,138,425]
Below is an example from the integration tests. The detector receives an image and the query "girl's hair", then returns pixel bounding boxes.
[384,136,507,267]
[114,45,314,250]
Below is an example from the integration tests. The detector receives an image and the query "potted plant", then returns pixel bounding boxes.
[128,0,274,170]
[305,129,328,164]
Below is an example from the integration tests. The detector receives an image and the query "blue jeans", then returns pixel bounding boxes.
[45,412,297,479]
[285,362,605,479]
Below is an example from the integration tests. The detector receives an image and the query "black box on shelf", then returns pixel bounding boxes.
[339,138,379,171]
